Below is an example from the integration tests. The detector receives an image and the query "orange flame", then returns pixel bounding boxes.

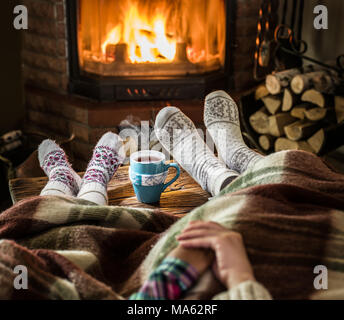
[101,25,122,55]
[79,0,227,76]
[102,3,176,63]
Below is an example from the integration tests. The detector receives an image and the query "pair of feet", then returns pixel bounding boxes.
[39,90,262,204]
[154,90,263,196]
[39,132,125,205]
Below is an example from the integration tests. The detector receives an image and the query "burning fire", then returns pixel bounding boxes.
[101,26,122,56]
[101,4,177,63]
[80,0,227,75]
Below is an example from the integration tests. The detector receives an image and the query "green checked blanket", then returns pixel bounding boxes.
[1,150,344,299]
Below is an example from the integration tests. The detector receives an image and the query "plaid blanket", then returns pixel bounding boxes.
[0,197,178,299]
[143,150,344,300]
[1,150,344,299]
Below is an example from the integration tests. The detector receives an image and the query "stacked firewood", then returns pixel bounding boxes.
[250,65,344,155]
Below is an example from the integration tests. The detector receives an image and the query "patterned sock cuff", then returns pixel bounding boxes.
[82,145,123,189]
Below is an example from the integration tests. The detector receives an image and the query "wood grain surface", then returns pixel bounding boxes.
[9,164,210,216]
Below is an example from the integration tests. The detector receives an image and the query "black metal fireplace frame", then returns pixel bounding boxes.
[66,0,237,101]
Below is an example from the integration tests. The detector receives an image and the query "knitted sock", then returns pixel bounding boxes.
[77,132,125,205]
[38,140,82,197]
[155,107,239,197]
[204,90,264,173]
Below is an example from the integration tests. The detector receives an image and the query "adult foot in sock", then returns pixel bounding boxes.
[77,132,125,205]
[204,90,263,173]
[38,140,82,197]
[154,107,239,196]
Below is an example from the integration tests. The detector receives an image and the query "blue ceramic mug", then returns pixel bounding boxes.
[129,150,180,204]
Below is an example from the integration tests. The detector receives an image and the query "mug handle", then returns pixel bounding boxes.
[162,163,180,192]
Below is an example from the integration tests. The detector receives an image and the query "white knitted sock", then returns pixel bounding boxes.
[77,132,125,205]
[38,140,82,197]
[154,107,239,197]
[204,90,264,173]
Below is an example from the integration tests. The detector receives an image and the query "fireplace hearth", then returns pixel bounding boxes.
[67,0,234,101]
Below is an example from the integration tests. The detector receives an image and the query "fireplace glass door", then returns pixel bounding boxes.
[78,0,227,77]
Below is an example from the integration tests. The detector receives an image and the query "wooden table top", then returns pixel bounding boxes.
[9,164,210,216]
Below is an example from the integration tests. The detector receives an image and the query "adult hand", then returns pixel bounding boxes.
[177,221,255,289]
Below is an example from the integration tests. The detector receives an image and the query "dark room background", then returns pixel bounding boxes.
[0,0,23,136]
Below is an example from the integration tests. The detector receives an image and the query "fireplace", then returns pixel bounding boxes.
[79,0,226,76]
[22,0,266,170]
[67,0,234,101]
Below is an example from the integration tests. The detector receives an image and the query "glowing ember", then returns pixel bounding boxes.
[102,4,176,63]
[187,48,206,64]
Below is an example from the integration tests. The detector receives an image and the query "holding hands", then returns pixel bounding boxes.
[177,221,255,289]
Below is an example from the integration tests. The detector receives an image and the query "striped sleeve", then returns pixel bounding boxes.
[129,257,199,300]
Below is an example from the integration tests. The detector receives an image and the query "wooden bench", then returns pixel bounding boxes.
[9,164,210,216]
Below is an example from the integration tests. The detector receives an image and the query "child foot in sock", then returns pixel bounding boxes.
[204,90,263,173]
[77,132,125,205]
[38,140,82,197]
[154,107,239,197]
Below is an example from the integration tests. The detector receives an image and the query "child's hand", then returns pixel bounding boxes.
[177,221,255,289]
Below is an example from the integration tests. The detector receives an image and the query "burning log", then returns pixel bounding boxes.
[115,43,130,63]
[105,43,131,63]
[175,43,189,63]
[105,44,116,61]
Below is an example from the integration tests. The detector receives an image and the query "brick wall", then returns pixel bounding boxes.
[22,0,266,170]
[22,0,68,93]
